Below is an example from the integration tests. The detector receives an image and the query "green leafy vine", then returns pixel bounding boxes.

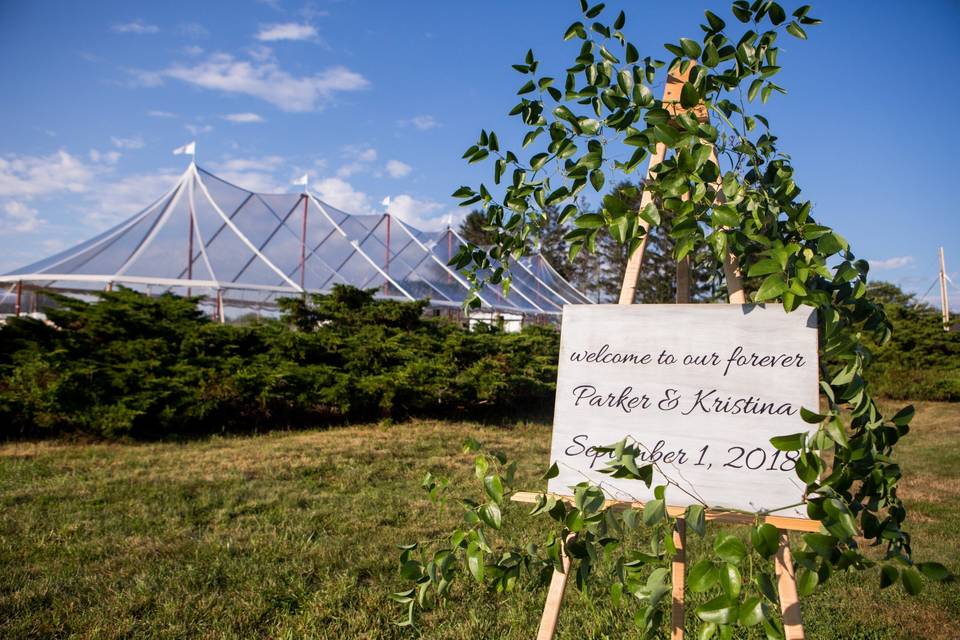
[395,1,953,637]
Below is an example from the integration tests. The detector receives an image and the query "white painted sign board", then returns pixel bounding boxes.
[547,304,819,518]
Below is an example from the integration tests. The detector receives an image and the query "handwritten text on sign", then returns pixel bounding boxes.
[547,305,818,518]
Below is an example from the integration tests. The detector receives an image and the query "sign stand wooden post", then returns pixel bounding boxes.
[527,63,807,640]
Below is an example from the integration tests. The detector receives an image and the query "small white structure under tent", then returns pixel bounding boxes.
[0,159,591,324]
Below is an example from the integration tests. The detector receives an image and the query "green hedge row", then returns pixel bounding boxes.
[0,286,560,439]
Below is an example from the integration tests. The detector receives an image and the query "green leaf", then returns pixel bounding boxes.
[563,21,585,40]
[880,564,899,589]
[483,475,504,505]
[902,567,923,595]
[718,563,741,597]
[825,416,849,448]
[711,204,739,228]
[747,258,781,277]
[892,405,915,427]
[770,432,806,451]
[517,80,536,95]
[679,38,702,59]
[575,213,605,228]
[796,567,819,596]
[768,2,786,25]
[478,502,502,529]
[800,407,826,424]
[918,562,951,581]
[738,596,764,626]
[689,559,718,592]
[584,3,605,19]
[466,542,484,582]
[642,498,665,525]
[542,462,559,480]
[695,595,738,625]
[639,202,660,226]
[751,523,780,559]
[756,273,788,301]
[786,21,807,39]
[704,10,726,31]
[626,42,639,64]
[714,533,747,564]
[590,169,605,192]
[686,504,706,536]
[680,82,699,109]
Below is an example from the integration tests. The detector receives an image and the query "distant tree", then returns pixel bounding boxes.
[866,280,923,308]
[458,210,496,246]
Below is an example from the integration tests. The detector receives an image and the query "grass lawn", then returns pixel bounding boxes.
[1,401,958,639]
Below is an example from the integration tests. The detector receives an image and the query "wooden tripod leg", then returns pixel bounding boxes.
[537,535,574,640]
[618,143,667,304]
[671,517,687,640]
[775,532,805,640]
[676,256,692,303]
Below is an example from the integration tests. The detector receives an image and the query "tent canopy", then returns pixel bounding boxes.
[0,161,591,316]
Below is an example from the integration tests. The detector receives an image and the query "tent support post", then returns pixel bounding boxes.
[187,199,195,298]
[300,195,308,290]
[15,280,23,317]
[384,213,391,294]
[216,289,225,324]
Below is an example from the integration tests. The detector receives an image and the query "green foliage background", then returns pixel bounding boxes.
[0,280,954,441]
[0,286,559,439]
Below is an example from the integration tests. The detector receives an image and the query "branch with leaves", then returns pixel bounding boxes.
[397,1,953,637]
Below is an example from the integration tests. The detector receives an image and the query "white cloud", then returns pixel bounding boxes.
[313,177,374,214]
[178,22,209,38]
[222,112,264,123]
[112,20,159,35]
[869,256,914,270]
[0,201,44,233]
[88,149,121,164]
[185,123,213,135]
[335,145,378,178]
[385,159,412,178]
[163,53,368,112]
[110,135,145,150]
[247,45,275,63]
[181,45,205,57]
[126,69,164,88]
[82,170,181,229]
[255,22,318,42]
[385,194,447,231]
[208,156,286,193]
[147,110,176,118]
[401,115,440,131]
[0,150,102,199]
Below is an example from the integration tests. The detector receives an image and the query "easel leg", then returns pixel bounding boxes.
[671,517,687,640]
[537,535,573,640]
[775,532,805,640]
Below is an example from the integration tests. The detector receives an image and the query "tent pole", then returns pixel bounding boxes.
[447,228,453,284]
[300,195,308,290]
[187,196,195,298]
[384,213,391,294]
[15,280,22,317]
[940,246,950,331]
[216,289,225,324]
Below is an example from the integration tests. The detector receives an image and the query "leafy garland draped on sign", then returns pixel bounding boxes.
[395,1,952,636]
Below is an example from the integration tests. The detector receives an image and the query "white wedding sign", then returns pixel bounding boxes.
[547,304,819,518]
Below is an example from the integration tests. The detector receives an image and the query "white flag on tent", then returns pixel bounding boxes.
[172,141,196,156]
[292,173,309,187]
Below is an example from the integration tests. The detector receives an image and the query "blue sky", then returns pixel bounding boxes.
[1,0,958,304]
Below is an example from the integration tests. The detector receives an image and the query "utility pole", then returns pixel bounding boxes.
[939,246,950,331]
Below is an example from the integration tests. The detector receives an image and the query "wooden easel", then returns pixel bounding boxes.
[514,64,811,640]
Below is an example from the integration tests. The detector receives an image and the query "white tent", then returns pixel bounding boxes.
[0,160,591,320]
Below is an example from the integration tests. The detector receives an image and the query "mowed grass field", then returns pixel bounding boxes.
[1,402,958,639]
